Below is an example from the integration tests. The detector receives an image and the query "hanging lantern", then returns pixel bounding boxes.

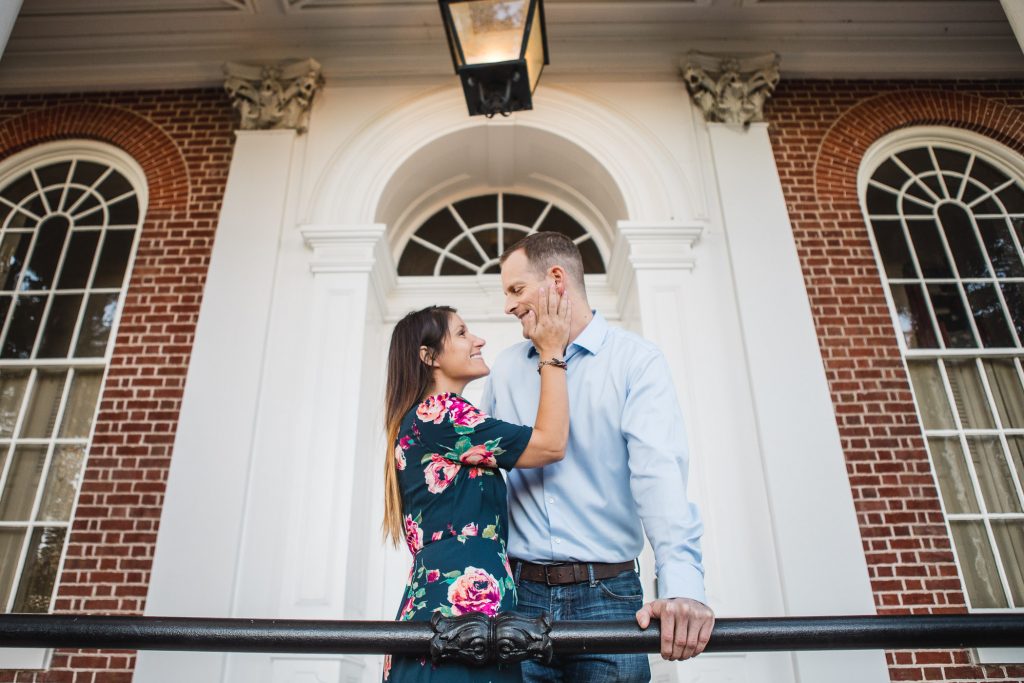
[438,0,549,117]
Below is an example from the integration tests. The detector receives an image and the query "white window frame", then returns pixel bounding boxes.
[0,140,147,670]
[859,126,1024,664]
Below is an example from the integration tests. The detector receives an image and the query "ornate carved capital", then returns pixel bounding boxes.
[223,58,324,132]
[429,612,553,666]
[680,52,780,125]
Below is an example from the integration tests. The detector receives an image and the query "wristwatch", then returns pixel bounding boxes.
[537,357,568,374]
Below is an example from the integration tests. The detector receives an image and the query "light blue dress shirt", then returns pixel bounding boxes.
[481,311,706,603]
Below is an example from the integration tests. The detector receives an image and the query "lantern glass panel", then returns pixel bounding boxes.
[524,3,544,92]
[449,0,527,66]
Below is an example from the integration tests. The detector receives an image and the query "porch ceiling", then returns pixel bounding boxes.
[0,0,1021,93]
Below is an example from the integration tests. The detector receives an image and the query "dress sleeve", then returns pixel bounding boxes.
[412,393,532,471]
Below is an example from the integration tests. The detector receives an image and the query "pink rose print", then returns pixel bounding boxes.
[399,596,416,621]
[425,454,460,494]
[416,395,447,424]
[427,569,440,583]
[394,444,406,471]
[383,654,392,680]
[446,396,487,428]
[399,435,414,450]
[460,444,497,467]
[403,515,424,554]
[447,566,502,617]
[467,467,481,479]
[462,522,479,537]
[431,530,443,541]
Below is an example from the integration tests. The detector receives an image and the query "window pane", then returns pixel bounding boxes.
[992,521,1024,607]
[967,436,1021,513]
[36,294,83,358]
[964,283,1015,348]
[890,284,938,348]
[870,220,917,278]
[934,148,971,176]
[452,196,497,241]
[397,240,438,276]
[866,184,898,215]
[56,231,99,289]
[937,204,989,278]
[577,239,606,275]
[0,233,30,291]
[908,221,953,278]
[20,370,66,439]
[928,437,979,513]
[37,444,84,522]
[970,157,1009,190]
[977,218,1024,278]
[1009,438,1024,497]
[502,194,546,229]
[907,360,955,429]
[107,196,139,226]
[0,445,46,521]
[73,293,118,358]
[945,360,994,428]
[927,284,976,348]
[950,520,1007,608]
[983,360,1024,428]
[20,215,70,290]
[997,183,1024,215]
[58,370,103,438]
[0,370,29,438]
[12,526,65,613]
[449,234,485,267]
[1,295,46,359]
[539,206,587,240]
[0,529,24,611]
[91,230,134,289]
[1000,282,1024,342]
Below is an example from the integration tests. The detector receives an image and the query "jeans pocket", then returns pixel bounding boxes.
[596,573,643,602]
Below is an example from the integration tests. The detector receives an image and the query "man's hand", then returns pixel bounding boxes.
[635,597,715,661]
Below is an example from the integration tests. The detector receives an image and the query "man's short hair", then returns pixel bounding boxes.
[500,232,585,287]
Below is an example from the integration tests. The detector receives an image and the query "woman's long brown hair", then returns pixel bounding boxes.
[382,305,456,545]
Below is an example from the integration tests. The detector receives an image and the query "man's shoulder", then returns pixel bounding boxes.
[604,325,663,364]
[490,340,533,375]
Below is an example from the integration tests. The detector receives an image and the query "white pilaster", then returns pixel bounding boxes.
[1002,0,1024,54]
[134,129,298,682]
[0,1,21,61]
[707,121,889,681]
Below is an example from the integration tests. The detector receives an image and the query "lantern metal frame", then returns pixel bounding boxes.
[438,0,550,118]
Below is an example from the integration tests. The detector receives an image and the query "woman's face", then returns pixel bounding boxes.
[432,313,489,384]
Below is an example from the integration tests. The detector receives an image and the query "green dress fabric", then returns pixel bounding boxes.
[384,392,533,683]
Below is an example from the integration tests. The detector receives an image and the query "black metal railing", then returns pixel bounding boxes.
[0,613,1022,665]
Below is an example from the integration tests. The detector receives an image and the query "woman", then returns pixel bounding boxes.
[382,287,571,682]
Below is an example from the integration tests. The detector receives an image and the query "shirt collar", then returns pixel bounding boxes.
[527,310,608,358]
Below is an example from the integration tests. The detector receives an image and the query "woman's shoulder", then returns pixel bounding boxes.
[412,392,489,430]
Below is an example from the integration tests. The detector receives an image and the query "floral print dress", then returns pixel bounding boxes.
[384,392,532,683]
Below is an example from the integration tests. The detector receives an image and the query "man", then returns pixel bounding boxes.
[481,232,714,682]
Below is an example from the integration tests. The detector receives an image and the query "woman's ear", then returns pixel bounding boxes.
[419,346,435,367]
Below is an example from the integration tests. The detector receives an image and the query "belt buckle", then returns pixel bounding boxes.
[543,563,566,586]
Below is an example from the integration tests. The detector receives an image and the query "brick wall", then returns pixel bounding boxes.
[766,81,1024,682]
[0,90,235,682]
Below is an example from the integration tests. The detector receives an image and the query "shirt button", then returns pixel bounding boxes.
[548,497,555,504]
[553,538,561,544]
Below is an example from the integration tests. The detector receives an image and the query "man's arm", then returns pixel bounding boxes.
[622,349,714,661]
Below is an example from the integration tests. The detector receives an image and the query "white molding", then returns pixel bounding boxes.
[611,221,705,273]
[1001,0,1024,54]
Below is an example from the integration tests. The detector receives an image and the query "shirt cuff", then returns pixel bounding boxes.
[657,563,707,605]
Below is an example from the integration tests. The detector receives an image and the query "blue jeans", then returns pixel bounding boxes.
[513,565,651,683]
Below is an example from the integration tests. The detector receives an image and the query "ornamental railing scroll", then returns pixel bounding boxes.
[0,613,1022,664]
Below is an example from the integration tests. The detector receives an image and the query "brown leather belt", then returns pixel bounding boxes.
[511,559,636,586]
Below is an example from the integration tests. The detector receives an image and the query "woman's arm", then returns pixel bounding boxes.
[516,285,571,469]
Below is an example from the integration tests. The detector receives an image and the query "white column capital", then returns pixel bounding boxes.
[680,52,780,125]
[300,223,392,275]
[1002,0,1024,54]
[610,221,705,275]
[223,58,324,133]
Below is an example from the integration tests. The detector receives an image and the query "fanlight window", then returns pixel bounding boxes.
[0,154,141,613]
[863,140,1024,611]
[397,193,605,276]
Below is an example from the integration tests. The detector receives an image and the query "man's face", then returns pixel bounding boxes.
[500,249,550,338]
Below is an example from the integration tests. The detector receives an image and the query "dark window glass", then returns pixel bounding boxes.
[539,206,586,239]
[902,194,933,216]
[998,184,1024,215]
[57,232,100,289]
[397,240,438,276]
[977,219,1024,278]
[449,235,484,268]
[417,209,462,248]
[20,216,69,291]
[1,174,36,206]
[0,233,30,291]
[866,185,898,215]
[928,284,976,348]
[36,294,84,358]
[891,284,939,348]
[577,239,606,275]
[452,196,497,235]
[1000,283,1024,342]
[107,196,139,226]
[897,148,935,174]
[1,295,46,359]
[474,228,500,265]
[35,162,71,190]
[73,293,118,358]
[871,158,910,191]
[92,230,134,288]
[920,174,945,200]
[937,204,988,278]
[962,178,987,205]
[503,194,547,228]
[95,172,132,201]
[71,161,107,188]
[439,260,474,276]
[871,220,918,279]
[12,527,66,613]
[964,282,1015,348]
[934,148,971,176]
[908,221,953,278]
[970,157,1009,190]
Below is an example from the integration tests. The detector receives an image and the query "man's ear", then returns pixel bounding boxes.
[419,346,436,367]
[549,266,567,292]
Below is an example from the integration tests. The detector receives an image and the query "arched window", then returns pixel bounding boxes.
[0,143,144,613]
[861,130,1024,611]
[397,192,605,276]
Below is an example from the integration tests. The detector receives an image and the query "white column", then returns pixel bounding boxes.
[0,1,22,61]
[707,122,889,681]
[134,129,298,683]
[1002,0,1024,54]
